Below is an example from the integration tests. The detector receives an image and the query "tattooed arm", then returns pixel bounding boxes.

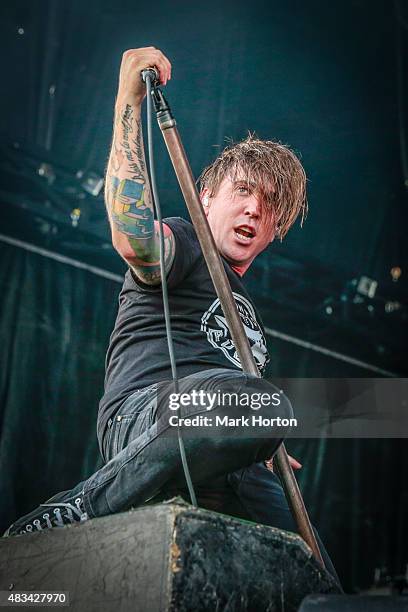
[105,48,174,285]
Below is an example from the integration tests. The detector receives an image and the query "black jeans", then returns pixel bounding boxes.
[80,368,340,584]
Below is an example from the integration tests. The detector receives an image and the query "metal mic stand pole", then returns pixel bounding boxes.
[148,80,324,567]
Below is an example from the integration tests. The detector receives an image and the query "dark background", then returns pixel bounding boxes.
[0,0,407,594]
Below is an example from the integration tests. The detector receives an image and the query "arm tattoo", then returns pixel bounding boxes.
[105,102,175,284]
[106,103,155,245]
[129,230,176,285]
[110,177,154,239]
[121,105,146,181]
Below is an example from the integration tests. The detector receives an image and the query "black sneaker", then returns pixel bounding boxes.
[3,490,88,537]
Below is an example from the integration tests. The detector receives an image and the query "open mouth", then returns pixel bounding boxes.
[234,226,256,242]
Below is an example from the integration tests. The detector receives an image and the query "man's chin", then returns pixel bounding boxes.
[221,249,252,268]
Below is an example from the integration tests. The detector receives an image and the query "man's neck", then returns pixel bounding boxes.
[231,264,247,277]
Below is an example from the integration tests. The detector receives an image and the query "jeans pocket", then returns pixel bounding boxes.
[109,414,137,458]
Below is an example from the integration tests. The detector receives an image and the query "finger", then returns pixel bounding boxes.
[265,458,274,472]
[162,54,172,80]
[126,51,165,84]
[128,49,171,85]
[156,62,168,85]
[289,456,302,469]
[142,58,167,85]
[151,50,171,84]
[150,58,168,85]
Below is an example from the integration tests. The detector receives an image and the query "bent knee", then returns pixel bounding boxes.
[238,389,294,422]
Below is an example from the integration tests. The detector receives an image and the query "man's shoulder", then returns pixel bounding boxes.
[120,217,202,295]
[164,216,196,241]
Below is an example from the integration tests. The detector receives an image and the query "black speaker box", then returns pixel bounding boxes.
[0,499,340,611]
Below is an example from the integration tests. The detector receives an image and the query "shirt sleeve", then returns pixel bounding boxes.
[124,217,203,294]
[165,217,202,289]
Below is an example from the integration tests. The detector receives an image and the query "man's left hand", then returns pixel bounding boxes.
[265,454,302,472]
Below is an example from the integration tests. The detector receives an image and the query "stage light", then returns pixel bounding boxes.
[385,301,402,314]
[76,170,103,197]
[390,267,402,282]
[37,163,55,185]
[356,276,377,299]
[70,208,81,228]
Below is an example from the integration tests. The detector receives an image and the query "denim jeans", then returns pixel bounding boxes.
[82,369,289,514]
[80,368,340,584]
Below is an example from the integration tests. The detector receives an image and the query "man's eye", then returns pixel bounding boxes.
[237,186,249,194]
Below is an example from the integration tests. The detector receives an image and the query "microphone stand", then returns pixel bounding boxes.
[148,78,324,567]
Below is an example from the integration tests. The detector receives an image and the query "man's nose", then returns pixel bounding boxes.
[244,196,261,218]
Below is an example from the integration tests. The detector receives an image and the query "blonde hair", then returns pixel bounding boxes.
[198,134,307,240]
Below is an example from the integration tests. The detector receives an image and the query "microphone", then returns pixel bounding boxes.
[141,67,159,86]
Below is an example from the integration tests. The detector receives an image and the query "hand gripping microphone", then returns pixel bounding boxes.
[141,67,159,86]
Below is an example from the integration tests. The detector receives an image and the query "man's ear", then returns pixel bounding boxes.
[200,188,210,216]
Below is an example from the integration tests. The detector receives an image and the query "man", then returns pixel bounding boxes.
[4,47,339,581]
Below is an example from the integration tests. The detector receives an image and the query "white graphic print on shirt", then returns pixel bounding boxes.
[201,292,269,373]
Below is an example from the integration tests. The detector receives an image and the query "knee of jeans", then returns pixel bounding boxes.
[240,377,293,416]
[238,391,293,422]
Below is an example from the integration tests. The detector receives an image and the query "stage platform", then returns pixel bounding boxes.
[0,498,340,611]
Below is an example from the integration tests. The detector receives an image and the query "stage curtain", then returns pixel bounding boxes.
[0,241,119,531]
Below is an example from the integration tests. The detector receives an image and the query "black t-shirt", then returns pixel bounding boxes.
[97,217,270,444]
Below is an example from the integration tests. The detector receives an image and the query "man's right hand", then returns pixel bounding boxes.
[116,47,172,108]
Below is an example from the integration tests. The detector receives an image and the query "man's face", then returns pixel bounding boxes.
[202,175,276,275]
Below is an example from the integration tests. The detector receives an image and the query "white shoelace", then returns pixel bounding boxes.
[22,498,88,533]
